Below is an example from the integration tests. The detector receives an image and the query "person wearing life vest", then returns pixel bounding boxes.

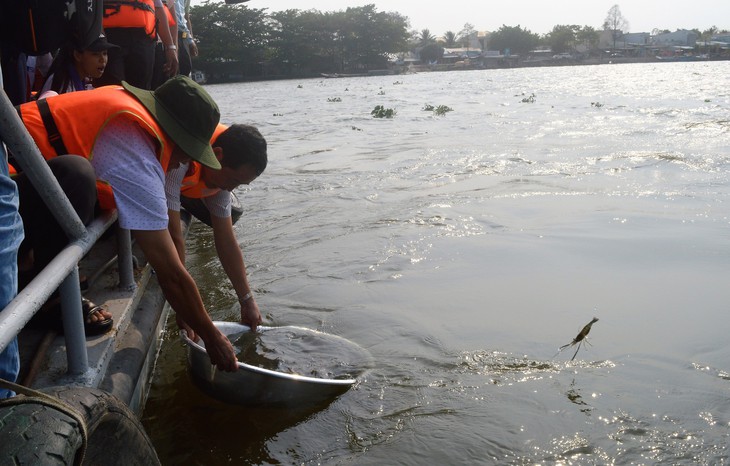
[18,84,175,210]
[165,123,267,331]
[16,76,239,371]
[99,0,178,89]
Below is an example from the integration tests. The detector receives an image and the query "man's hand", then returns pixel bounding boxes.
[177,314,195,340]
[164,47,180,77]
[201,329,238,372]
[134,229,236,371]
[241,297,262,331]
[189,40,199,58]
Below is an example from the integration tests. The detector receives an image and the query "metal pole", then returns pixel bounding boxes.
[59,267,88,374]
[0,212,116,354]
[117,228,136,291]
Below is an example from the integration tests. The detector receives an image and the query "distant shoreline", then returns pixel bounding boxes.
[200,55,730,85]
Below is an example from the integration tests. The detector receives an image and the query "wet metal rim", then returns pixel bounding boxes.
[181,322,357,385]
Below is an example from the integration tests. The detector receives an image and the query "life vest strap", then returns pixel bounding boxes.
[37,99,69,156]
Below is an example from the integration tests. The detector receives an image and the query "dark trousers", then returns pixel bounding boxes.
[0,43,28,105]
[178,31,192,77]
[97,28,156,89]
[15,156,97,289]
[150,41,166,90]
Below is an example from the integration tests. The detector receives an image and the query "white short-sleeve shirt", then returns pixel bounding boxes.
[165,162,232,218]
[91,118,171,231]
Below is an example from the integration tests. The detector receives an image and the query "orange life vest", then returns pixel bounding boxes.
[180,124,228,199]
[103,0,157,39]
[18,86,175,210]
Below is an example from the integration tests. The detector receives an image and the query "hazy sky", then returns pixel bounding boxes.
[195,0,729,35]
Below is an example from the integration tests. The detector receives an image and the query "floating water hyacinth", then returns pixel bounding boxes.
[520,92,536,103]
[423,104,454,116]
[371,105,396,118]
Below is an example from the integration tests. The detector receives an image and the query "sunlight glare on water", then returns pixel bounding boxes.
[143,62,730,465]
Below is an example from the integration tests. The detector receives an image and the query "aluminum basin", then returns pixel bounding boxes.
[182,322,362,406]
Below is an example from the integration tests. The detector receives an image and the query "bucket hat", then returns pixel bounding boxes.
[122,76,221,169]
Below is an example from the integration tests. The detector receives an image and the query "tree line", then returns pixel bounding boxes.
[190,2,727,82]
[191,3,409,81]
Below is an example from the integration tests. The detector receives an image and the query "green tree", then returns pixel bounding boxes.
[546,24,579,53]
[441,31,458,47]
[698,26,719,53]
[268,9,339,75]
[576,26,600,51]
[459,23,476,49]
[267,5,409,74]
[486,25,540,55]
[190,2,269,78]
[418,29,436,46]
[603,4,629,50]
[419,43,444,62]
[336,5,410,72]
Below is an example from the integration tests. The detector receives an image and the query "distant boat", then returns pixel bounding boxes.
[191,70,207,84]
[321,70,396,78]
[656,55,706,62]
[321,72,368,78]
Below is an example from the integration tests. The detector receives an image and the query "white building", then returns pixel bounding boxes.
[651,30,698,47]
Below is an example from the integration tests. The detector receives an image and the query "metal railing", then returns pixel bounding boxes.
[0,86,134,377]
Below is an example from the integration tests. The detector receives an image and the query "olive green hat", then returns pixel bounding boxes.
[122,76,221,169]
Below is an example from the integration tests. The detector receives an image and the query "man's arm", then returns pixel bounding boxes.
[155,5,179,77]
[134,229,237,371]
[167,208,186,263]
[210,213,262,330]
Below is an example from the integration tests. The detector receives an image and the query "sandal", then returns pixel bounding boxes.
[31,297,113,337]
[81,298,113,336]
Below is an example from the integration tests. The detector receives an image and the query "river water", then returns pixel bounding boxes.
[142,62,730,465]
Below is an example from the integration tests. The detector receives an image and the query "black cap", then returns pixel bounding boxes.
[80,33,119,52]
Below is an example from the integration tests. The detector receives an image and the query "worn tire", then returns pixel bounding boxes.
[0,386,160,466]
[0,400,81,465]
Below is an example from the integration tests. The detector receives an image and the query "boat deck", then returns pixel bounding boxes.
[16,212,191,413]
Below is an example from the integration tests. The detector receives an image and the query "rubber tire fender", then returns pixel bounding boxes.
[0,385,160,465]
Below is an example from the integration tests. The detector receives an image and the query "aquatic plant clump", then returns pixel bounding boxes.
[520,93,536,103]
[371,105,396,118]
[423,104,454,116]
[433,105,453,116]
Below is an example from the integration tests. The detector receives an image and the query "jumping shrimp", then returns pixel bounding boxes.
[555,317,599,361]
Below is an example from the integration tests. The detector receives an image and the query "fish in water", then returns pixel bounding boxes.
[556,317,599,361]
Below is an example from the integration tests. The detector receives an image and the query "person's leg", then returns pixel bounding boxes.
[15,156,112,331]
[0,148,23,397]
[0,44,28,105]
[123,29,156,90]
[16,156,97,284]
[177,31,192,77]
[150,42,167,89]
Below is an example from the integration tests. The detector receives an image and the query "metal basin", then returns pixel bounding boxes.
[182,322,365,406]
